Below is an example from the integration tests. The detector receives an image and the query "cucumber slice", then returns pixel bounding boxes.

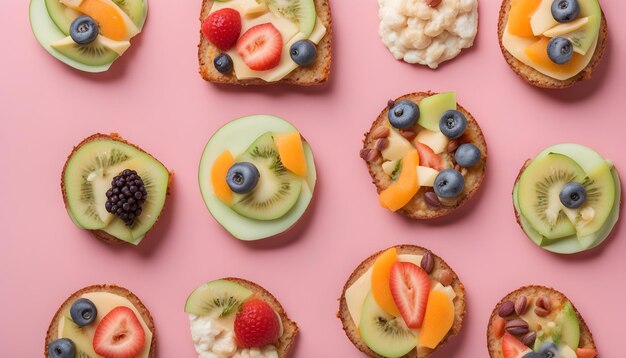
[185,280,253,317]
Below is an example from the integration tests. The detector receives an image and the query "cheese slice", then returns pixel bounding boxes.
[209,0,268,17]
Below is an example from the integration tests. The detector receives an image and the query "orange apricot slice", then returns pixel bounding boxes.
[78,0,127,41]
[508,0,542,37]
[418,290,455,349]
[274,132,307,177]
[525,37,587,76]
[379,150,420,212]
[371,248,400,317]
[211,150,235,205]
[576,348,597,358]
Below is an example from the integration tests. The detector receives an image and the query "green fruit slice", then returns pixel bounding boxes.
[199,115,317,241]
[44,0,80,34]
[417,92,456,132]
[359,292,417,358]
[63,137,169,244]
[557,302,580,350]
[60,316,98,357]
[257,0,317,36]
[51,36,120,67]
[112,0,148,29]
[231,132,302,221]
[518,153,584,240]
[185,280,253,317]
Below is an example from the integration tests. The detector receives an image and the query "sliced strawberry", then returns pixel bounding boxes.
[93,306,145,358]
[576,348,597,358]
[415,142,443,171]
[234,299,281,348]
[236,23,283,71]
[389,262,430,328]
[202,8,242,51]
[501,333,532,358]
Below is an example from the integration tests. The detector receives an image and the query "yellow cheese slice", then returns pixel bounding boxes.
[209,0,268,17]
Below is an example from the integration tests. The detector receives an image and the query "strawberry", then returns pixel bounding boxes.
[415,142,443,171]
[576,348,597,358]
[93,306,145,358]
[501,333,532,358]
[234,299,281,348]
[389,262,430,328]
[202,8,242,51]
[236,23,283,71]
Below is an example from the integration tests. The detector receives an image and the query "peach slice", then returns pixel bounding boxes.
[508,0,542,37]
[525,37,587,76]
[379,150,420,212]
[418,290,455,349]
[77,0,128,40]
[371,248,400,317]
[576,348,597,358]
[274,132,307,177]
[211,150,235,205]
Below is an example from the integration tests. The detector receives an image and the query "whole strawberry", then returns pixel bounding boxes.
[202,8,242,51]
[234,299,281,348]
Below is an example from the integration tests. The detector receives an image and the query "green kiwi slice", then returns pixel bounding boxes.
[257,0,317,36]
[184,280,253,317]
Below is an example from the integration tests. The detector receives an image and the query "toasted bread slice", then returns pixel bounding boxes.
[362,92,487,219]
[497,0,608,89]
[338,245,466,358]
[45,284,156,357]
[61,133,173,245]
[198,0,332,85]
[487,285,596,357]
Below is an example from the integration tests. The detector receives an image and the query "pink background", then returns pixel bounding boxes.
[1,0,625,356]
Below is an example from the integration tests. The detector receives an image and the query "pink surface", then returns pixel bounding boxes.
[1,0,625,356]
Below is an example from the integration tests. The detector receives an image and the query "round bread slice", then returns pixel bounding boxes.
[338,245,466,358]
[362,92,487,219]
[45,284,156,357]
[487,285,596,357]
[61,133,173,245]
[497,0,608,89]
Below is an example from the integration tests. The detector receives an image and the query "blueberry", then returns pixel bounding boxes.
[433,169,465,198]
[439,110,467,139]
[70,16,99,45]
[522,353,543,358]
[214,53,233,74]
[560,182,587,209]
[290,40,318,66]
[538,342,559,357]
[226,162,260,194]
[547,37,574,64]
[454,143,481,168]
[388,100,419,129]
[70,298,97,327]
[551,0,580,23]
[48,338,75,358]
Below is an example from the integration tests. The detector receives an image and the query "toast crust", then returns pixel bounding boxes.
[363,92,487,219]
[198,0,332,86]
[487,285,596,357]
[338,245,466,358]
[497,0,608,89]
[45,284,156,358]
[60,133,173,245]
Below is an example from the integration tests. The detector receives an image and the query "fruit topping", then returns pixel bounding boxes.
[70,298,97,327]
[389,262,430,328]
[418,290,454,349]
[48,338,76,358]
[415,129,448,154]
[211,150,236,205]
[576,348,597,358]
[202,8,242,51]
[544,16,588,37]
[290,39,317,66]
[274,131,307,177]
[257,0,317,36]
[439,110,467,139]
[508,0,542,37]
[455,143,481,168]
[371,248,400,316]
[105,169,148,227]
[70,15,99,45]
[525,37,586,75]
[92,306,145,358]
[381,129,413,161]
[493,317,506,339]
[236,23,283,71]
[552,0,580,23]
[379,150,420,211]
[388,100,419,129]
[214,53,234,74]
[560,182,587,209]
[417,166,440,187]
[185,279,253,317]
[62,0,133,41]
[234,299,281,348]
[226,162,260,194]
[530,342,559,357]
[414,142,443,171]
[547,37,574,64]
[418,92,456,132]
[434,169,464,198]
[502,333,532,358]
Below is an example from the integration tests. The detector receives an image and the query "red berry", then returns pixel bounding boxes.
[234,299,280,348]
[236,23,283,71]
[202,8,242,51]
[92,306,146,358]
[389,262,430,328]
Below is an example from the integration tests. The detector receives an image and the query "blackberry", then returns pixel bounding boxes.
[105,169,147,226]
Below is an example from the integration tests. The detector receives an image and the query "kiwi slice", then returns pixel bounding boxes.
[231,132,302,221]
[51,36,119,67]
[359,292,416,358]
[63,136,169,244]
[112,0,147,29]
[185,280,253,317]
[257,0,317,36]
